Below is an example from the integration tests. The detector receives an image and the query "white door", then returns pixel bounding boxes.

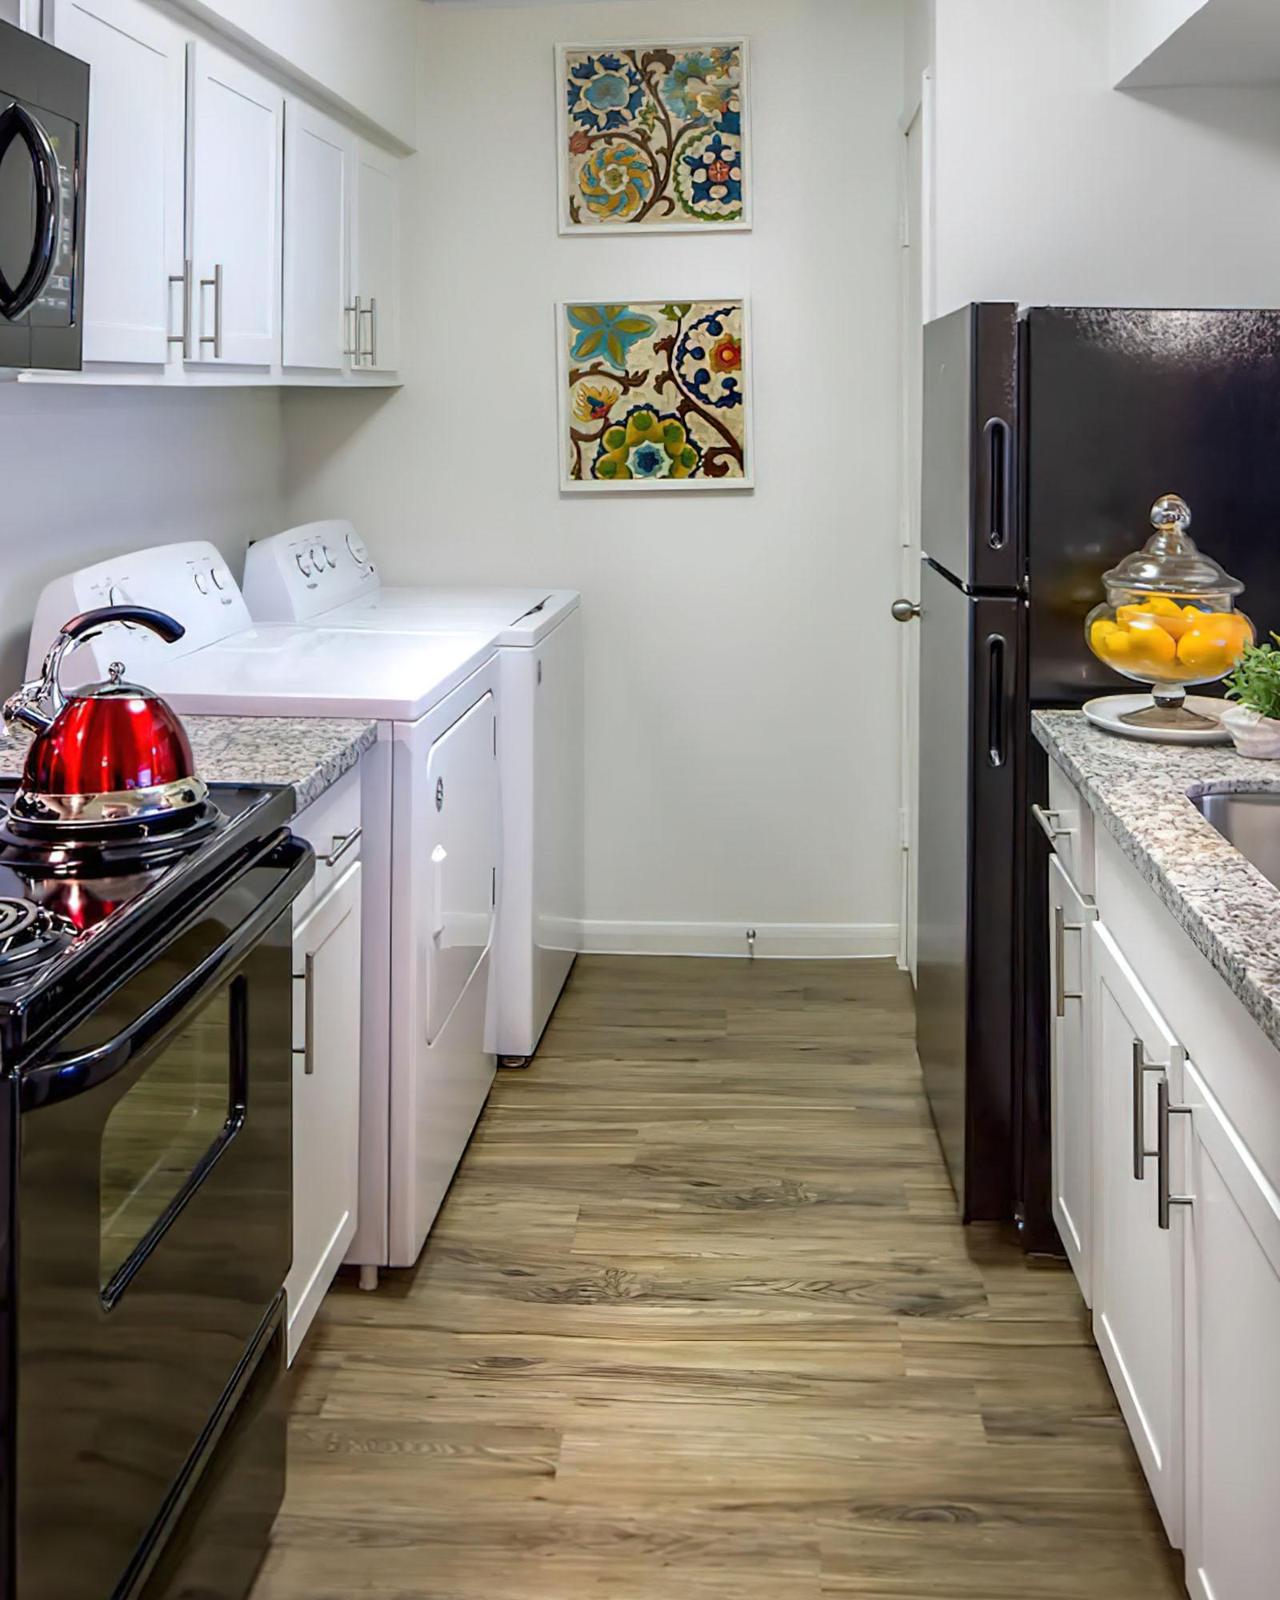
[282,98,349,372]
[1048,854,1097,1302]
[287,860,361,1363]
[897,89,927,977]
[186,41,282,366]
[425,693,498,1043]
[1181,1056,1280,1600]
[351,139,401,372]
[48,0,185,364]
[1090,920,1185,1545]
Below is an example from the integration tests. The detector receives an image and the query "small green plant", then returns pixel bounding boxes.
[1225,633,1280,720]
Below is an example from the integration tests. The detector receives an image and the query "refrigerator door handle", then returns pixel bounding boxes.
[983,417,1012,550]
[985,633,1008,768]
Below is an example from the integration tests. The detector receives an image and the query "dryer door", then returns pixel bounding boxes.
[425,691,498,1043]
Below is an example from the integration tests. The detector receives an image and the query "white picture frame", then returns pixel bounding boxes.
[556,38,752,235]
[557,298,755,493]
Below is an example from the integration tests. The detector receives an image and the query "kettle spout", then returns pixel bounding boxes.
[3,683,54,733]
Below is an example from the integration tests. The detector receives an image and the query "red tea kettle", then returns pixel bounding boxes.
[2,606,207,828]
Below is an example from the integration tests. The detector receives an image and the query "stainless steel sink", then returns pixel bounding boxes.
[1190,791,1280,890]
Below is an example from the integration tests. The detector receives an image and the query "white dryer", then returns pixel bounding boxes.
[26,544,503,1285]
[243,521,584,1066]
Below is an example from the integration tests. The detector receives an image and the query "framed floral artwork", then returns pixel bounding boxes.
[557,299,753,492]
[556,40,750,233]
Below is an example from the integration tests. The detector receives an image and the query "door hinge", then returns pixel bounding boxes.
[898,806,910,852]
[491,866,496,906]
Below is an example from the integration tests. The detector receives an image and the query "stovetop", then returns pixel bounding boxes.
[0,779,294,1065]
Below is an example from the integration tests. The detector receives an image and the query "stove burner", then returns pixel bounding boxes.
[0,799,225,874]
[0,897,68,973]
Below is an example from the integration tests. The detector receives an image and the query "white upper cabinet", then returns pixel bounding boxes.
[351,139,401,374]
[282,98,350,373]
[46,0,186,364]
[186,41,283,367]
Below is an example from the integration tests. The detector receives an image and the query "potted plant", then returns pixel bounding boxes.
[1223,634,1280,757]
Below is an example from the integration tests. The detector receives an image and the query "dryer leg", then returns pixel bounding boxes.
[358,1264,379,1292]
[499,1055,533,1069]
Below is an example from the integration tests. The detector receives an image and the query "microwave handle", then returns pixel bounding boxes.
[20,836,313,1111]
[0,103,61,321]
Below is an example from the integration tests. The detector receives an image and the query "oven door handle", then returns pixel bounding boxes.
[20,837,313,1111]
[0,102,62,322]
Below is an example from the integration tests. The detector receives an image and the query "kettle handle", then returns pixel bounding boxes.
[4,606,186,733]
[61,606,186,646]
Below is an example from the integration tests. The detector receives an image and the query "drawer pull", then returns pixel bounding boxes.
[1131,1038,1163,1179]
[292,951,317,1075]
[1032,803,1072,843]
[1053,905,1085,1018]
[1156,1076,1193,1230]
[323,827,362,869]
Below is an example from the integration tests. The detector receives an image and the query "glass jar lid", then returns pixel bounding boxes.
[1102,494,1243,598]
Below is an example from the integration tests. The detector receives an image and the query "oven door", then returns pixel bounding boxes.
[13,834,308,1600]
[0,22,87,369]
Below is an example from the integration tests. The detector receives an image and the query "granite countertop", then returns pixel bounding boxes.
[0,715,376,814]
[1034,709,1280,1052]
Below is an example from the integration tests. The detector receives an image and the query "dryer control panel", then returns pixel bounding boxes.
[26,541,250,681]
[243,521,380,623]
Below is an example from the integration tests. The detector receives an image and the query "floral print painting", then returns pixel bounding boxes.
[559,300,751,490]
[558,41,749,232]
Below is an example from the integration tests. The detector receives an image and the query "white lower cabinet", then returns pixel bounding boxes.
[1048,852,1096,1302]
[1090,919,1185,1546]
[286,784,363,1364]
[1181,1056,1280,1600]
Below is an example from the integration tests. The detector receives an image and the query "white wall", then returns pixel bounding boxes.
[175,0,419,149]
[932,0,1280,313]
[0,385,284,686]
[1109,0,1206,84]
[283,0,907,957]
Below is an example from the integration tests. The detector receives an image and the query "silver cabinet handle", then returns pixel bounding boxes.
[293,952,317,1075]
[199,262,223,358]
[890,598,921,622]
[358,297,377,366]
[1156,1076,1193,1229]
[1131,1038,1163,1179]
[323,826,362,869]
[168,258,193,358]
[344,295,362,358]
[1053,904,1084,1018]
[1032,803,1072,843]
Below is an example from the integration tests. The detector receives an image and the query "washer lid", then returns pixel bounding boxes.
[115,626,499,722]
[320,587,581,646]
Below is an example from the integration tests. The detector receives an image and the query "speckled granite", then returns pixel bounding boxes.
[1034,709,1280,1052]
[0,716,376,814]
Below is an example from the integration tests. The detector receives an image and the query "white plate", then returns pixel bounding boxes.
[1082,693,1231,745]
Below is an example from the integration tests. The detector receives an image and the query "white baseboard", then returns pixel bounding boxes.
[579,921,900,959]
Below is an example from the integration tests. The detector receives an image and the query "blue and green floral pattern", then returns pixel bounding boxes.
[563,299,749,488]
[561,41,747,230]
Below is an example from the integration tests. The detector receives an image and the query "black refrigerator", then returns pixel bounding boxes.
[915,303,1280,1243]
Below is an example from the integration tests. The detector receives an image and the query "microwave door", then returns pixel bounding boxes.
[0,101,60,323]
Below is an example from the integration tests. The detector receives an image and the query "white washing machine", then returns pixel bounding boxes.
[27,544,503,1285]
[243,521,584,1065]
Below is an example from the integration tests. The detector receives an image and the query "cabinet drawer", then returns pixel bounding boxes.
[1034,757,1095,897]
[290,765,362,919]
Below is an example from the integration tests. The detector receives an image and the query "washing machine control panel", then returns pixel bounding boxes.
[242,520,379,622]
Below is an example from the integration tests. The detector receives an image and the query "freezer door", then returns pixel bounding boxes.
[1026,306,1280,706]
[922,303,1020,591]
[916,559,1021,1221]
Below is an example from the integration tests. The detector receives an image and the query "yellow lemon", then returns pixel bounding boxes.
[1177,624,1240,675]
[1144,595,1184,618]
[1124,613,1178,668]
[1090,619,1121,653]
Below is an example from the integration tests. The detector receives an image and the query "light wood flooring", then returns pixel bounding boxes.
[250,956,1185,1599]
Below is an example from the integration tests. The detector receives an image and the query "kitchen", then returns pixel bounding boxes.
[2,1,1280,1597]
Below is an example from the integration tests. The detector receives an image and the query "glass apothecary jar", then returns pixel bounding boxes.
[1084,493,1253,731]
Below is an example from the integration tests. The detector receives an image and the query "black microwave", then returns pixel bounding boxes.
[0,19,87,371]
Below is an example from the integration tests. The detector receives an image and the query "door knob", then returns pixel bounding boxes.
[891,598,921,622]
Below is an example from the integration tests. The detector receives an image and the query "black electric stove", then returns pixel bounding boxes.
[0,779,313,1600]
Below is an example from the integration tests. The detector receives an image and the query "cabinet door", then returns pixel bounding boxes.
[1182,1055,1280,1600]
[287,859,361,1363]
[1090,920,1185,1545]
[1048,853,1096,1303]
[47,0,185,364]
[282,98,350,372]
[351,139,400,372]
[186,41,282,366]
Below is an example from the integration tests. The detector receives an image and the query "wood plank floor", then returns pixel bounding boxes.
[250,956,1185,1599]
